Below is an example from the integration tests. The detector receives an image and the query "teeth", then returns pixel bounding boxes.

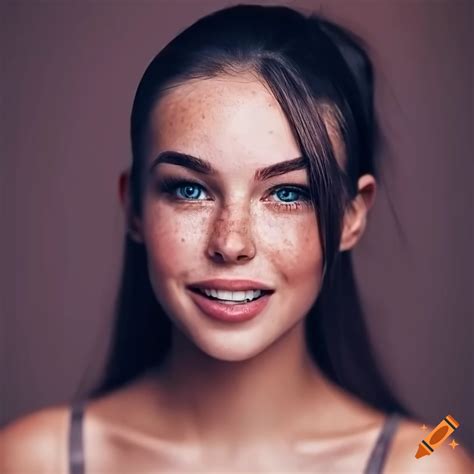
[200,288,262,302]
[245,290,255,301]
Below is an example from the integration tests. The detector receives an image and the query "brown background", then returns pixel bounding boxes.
[2,0,473,453]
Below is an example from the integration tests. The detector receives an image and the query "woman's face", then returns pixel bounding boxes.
[139,75,325,361]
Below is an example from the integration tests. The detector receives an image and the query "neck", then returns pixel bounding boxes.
[146,319,337,446]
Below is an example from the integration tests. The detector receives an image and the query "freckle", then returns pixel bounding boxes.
[201,113,206,119]
[181,238,185,243]
[268,130,274,135]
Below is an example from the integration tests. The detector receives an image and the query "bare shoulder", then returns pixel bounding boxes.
[385,418,473,473]
[0,404,71,474]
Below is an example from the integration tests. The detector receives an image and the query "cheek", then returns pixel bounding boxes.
[141,203,211,277]
[260,212,323,283]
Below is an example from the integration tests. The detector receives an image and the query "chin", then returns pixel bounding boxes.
[186,328,275,362]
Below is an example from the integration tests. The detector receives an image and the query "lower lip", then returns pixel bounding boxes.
[187,289,272,323]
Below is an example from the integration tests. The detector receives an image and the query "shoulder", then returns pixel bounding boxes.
[385,417,473,473]
[0,404,71,474]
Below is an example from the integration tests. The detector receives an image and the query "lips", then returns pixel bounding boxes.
[188,287,273,323]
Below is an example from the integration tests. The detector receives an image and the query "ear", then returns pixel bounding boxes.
[339,174,377,252]
[118,169,144,244]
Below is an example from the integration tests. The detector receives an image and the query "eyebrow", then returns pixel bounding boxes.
[148,151,308,182]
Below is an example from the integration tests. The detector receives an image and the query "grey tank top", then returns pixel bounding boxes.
[69,401,400,474]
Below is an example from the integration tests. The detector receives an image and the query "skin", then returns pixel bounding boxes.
[1,75,472,473]
[139,74,338,364]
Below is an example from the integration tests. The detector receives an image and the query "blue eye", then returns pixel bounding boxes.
[176,183,205,200]
[274,188,301,203]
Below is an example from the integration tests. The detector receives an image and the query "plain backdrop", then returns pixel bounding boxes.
[1,0,473,454]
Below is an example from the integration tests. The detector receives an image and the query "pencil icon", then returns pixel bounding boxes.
[415,414,460,459]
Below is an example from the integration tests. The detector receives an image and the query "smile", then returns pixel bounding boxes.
[187,287,273,322]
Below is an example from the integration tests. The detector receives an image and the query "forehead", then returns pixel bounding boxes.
[148,75,301,168]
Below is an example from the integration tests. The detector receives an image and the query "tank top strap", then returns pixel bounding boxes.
[68,399,87,474]
[363,412,401,474]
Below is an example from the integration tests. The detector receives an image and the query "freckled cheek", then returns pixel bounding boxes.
[260,215,322,284]
[264,221,319,251]
[142,206,210,275]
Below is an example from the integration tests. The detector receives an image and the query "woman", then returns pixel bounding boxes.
[1,4,472,473]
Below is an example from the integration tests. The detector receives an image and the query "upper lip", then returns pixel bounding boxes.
[188,279,274,292]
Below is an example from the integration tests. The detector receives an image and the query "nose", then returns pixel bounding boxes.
[206,203,256,264]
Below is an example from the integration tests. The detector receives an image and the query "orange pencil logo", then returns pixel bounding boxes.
[415,414,460,459]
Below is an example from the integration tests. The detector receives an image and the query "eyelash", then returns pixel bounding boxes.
[155,176,312,212]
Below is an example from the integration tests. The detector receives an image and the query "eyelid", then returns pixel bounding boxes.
[266,183,310,194]
[156,174,309,190]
